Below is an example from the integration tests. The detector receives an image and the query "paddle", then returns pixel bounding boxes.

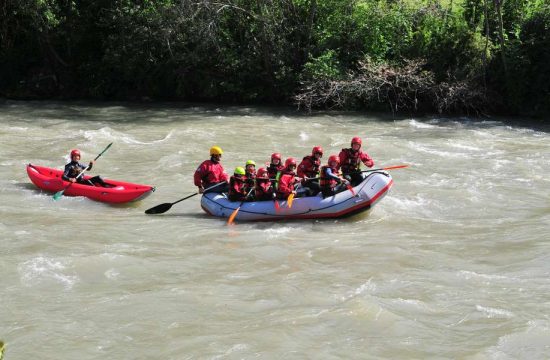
[227,187,255,225]
[145,182,225,215]
[286,180,302,208]
[344,181,356,196]
[53,143,113,200]
[353,164,409,173]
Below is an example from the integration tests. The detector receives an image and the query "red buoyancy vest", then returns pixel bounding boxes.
[297,155,321,178]
[229,175,247,201]
[338,148,374,173]
[194,159,228,187]
[255,178,273,200]
[320,165,340,189]
[277,170,297,198]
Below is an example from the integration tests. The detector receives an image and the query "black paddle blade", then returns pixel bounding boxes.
[145,203,172,215]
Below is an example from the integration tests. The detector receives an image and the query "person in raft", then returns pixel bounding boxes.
[228,167,249,202]
[276,157,300,200]
[62,149,108,187]
[244,160,257,194]
[266,152,284,186]
[254,167,274,201]
[194,146,229,193]
[339,136,374,186]
[297,145,323,196]
[320,155,350,198]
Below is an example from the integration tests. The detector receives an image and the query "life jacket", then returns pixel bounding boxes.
[194,158,228,187]
[228,175,247,201]
[276,169,297,199]
[320,165,340,189]
[62,161,88,181]
[339,148,361,173]
[245,172,256,192]
[267,163,284,179]
[255,178,273,201]
[297,155,321,179]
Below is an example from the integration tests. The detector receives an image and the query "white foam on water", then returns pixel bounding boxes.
[483,320,550,359]
[409,119,437,129]
[81,127,174,145]
[475,305,514,319]
[18,256,79,289]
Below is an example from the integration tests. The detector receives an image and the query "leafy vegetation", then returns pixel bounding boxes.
[1,0,548,117]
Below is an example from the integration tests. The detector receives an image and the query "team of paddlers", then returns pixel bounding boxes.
[193,137,374,202]
[61,136,374,203]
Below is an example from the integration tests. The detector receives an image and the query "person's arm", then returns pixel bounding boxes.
[326,168,349,184]
[194,162,206,192]
[360,152,374,167]
[62,164,72,182]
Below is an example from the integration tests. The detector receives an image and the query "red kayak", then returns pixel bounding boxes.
[27,164,155,203]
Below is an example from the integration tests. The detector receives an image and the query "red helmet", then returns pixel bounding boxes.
[70,149,81,158]
[257,167,269,179]
[328,155,340,164]
[351,137,362,146]
[285,157,297,168]
[312,146,323,156]
[271,153,282,161]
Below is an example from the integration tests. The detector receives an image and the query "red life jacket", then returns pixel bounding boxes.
[297,155,321,179]
[320,165,340,189]
[194,159,228,187]
[338,148,374,174]
[255,178,273,200]
[228,175,247,201]
[277,169,297,199]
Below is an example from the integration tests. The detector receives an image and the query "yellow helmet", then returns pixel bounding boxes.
[245,160,256,166]
[210,146,223,156]
[234,166,246,176]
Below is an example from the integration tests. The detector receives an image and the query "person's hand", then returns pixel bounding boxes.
[198,186,204,194]
[70,178,76,183]
[90,160,96,165]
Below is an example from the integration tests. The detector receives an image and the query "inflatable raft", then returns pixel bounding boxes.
[27,164,155,203]
[200,171,393,221]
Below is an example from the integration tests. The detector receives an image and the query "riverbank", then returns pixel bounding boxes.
[1,1,548,119]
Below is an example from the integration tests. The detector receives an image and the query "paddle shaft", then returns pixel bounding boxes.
[344,164,409,174]
[227,187,255,224]
[144,181,227,214]
[173,182,226,206]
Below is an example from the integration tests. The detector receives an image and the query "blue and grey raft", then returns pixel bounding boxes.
[200,171,393,221]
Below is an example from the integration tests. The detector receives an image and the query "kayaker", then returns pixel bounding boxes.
[194,146,229,193]
[244,160,256,193]
[339,136,374,186]
[320,155,350,198]
[297,145,323,196]
[62,149,108,187]
[228,167,248,202]
[254,167,274,201]
[276,157,299,200]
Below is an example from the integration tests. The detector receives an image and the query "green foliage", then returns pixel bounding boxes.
[302,50,342,80]
[0,0,548,116]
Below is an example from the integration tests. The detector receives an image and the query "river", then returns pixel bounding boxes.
[1,101,549,359]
